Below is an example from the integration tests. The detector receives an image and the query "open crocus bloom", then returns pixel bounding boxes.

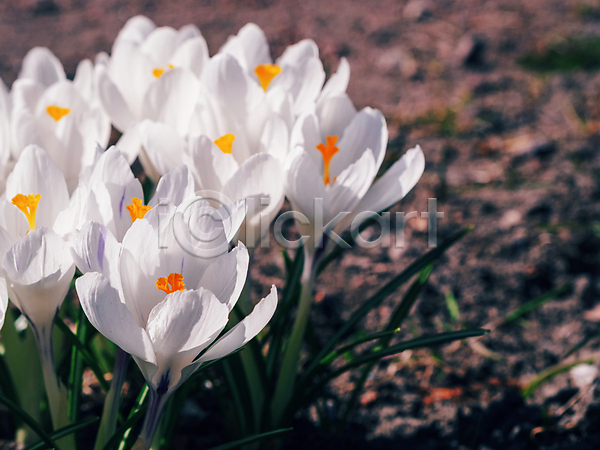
[55,146,195,242]
[95,15,209,164]
[73,201,277,397]
[11,47,110,192]
[219,23,325,118]
[0,145,69,241]
[285,60,425,254]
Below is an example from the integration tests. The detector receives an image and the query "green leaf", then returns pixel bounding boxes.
[295,329,488,417]
[303,227,472,385]
[205,428,293,450]
[114,385,149,450]
[500,285,568,327]
[522,358,596,398]
[564,329,600,358]
[0,392,58,449]
[24,417,99,450]
[55,318,111,392]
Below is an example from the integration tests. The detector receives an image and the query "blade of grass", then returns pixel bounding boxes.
[522,358,596,398]
[111,385,148,450]
[564,329,600,358]
[55,318,110,392]
[292,329,488,420]
[24,417,99,450]
[338,263,434,428]
[302,227,472,386]
[205,428,293,450]
[0,393,58,449]
[500,285,568,327]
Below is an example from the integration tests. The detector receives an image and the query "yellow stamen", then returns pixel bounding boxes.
[316,136,340,186]
[152,68,165,78]
[46,105,71,122]
[168,64,174,69]
[12,193,41,231]
[214,134,235,154]
[254,64,281,91]
[126,198,151,223]
[156,273,185,294]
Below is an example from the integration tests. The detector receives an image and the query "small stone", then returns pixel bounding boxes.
[499,209,522,229]
[570,364,598,390]
[454,35,485,67]
[360,390,379,405]
[376,47,419,79]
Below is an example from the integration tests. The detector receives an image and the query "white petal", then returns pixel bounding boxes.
[140,26,179,67]
[316,93,356,141]
[328,148,377,219]
[115,122,142,165]
[184,135,239,192]
[95,65,136,132]
[284,147,326,225]
[219,23,271,71]
[145,287,229,390]
[318,57,350,103]
[18,47,65,88]
[76,272,156,366]
[198,285,277,363]
[353,145,425,214]
[149,164,195,208]
[139,120,185,177]
[114,15,156,48]
[170,36,209,77]
[198,242,249,310]
[69,221,121,287]
[142,68,200,135]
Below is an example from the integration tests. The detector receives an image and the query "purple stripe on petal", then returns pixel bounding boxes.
[119,188,127,219]
[97,226,107,271]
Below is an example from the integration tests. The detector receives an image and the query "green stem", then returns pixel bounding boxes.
[271,250,315,427]
[32,320,74,450]
[94,348,129,450]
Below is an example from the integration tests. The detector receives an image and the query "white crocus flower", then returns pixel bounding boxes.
[140,52,289,244]
[2,227,75,437]
[286,61,425,259]
[219,22,325,118]
[55,146,195,242]
[74,203,277,448]
[95,15,209,163]
[10,47,110,192]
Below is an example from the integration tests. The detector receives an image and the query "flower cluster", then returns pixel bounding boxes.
[0,16,425,449]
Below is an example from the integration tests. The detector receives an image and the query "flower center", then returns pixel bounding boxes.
[254,64,281,91]
[126,198,152,223]
[152,64,174,78]
[156,273,185,294]
[46,105,71,122]
[316,136,340,186]
[12,193,41,231]
[214,134,235,154]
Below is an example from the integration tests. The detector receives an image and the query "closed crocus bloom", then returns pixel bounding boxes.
[286,59,425,254]
[55,146,195,242]
[220,23,325,118]
[74,203,277,448]
[10,47,110,192]
[2,227,75,434]
[0,145,69,241]
[95,15,208,163]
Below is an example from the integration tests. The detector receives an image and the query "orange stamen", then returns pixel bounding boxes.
[46,105,71,121]
[126,198,151,223]
[214,134,235,154]
[156,273,185,294]
[316,136,340,186]
[12,193,41,231]
[254,64,281,91]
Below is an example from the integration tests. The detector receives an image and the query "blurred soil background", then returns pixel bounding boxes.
[4,0,600,449]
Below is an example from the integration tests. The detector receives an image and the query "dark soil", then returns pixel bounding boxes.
[3,0,600,449]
